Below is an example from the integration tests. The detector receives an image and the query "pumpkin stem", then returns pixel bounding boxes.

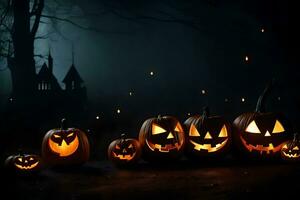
[201,107,210,124]
[255,79,275,113]
[17,148,24,156]
[61,118,67,130]
[157,115,162,121]
[121,133,126,143]
[202,106,210,119]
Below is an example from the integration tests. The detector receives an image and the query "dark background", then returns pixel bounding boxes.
[0,0,295,142]
[0,1,297,199]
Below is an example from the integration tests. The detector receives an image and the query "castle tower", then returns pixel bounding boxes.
[62,64,84,91]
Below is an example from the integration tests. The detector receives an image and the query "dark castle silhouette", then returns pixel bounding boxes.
[35,51,87,114]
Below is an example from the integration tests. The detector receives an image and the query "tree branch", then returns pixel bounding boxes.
[41,14,92,30]
[0,0,11,26]
[0,39,12,44]
[108,8,201,30]
[30,0,38,15]
[40,14,129,33]
[31,0,44,36]
[33,54,45,59]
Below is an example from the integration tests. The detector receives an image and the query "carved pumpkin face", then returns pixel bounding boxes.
[234,112,289,156]
[5,154,42,173]
[184,111,231,158]
[108,136,141,166]
[139,115,185,160]
[112,142,136,160]
[48,129,79,157]
[281,135,300,161]
[14,155,40,170]
[42,119,90,166]
[233,81,291,159]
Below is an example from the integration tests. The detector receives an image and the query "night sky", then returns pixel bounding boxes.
[0,0,294,124]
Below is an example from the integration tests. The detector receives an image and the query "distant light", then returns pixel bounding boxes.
[241,98,245,102]
[261,28,265,33]
[187,113,191,116]
[9,97,13,102]
[245,56,249,62]
[278,96,281,101]
[129,91,133,96]
[150,71,154,76]
[96,116,100,120]
[117,109,121,114]
[201,89,206,95]
[225,98,229,102]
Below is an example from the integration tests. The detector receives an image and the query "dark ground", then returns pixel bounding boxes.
[1,103,299,200]
[2,159,299,200]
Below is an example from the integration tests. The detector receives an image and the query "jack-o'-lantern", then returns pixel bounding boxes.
[5,153,42,173]
[233,81,291,158]
[139,115,185,160]
[108,134,141,166]
[281,134,300,161]
[184,107,231,159]
[42,119,90,166]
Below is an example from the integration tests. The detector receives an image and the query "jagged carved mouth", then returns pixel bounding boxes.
[15,162,39,170]
[282,151,300,158]
[112,152,136,160]
[48,136,79,157]
[146,140,182,152]
[240,136,283,154]
[189,139,228,152]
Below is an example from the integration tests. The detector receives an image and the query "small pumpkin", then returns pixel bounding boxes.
[5,153,42,173]
[42,118,90,166]
[233,80,291,158]
[108,134,141,166]
[281,134,300,161]
[184,107,231,159]
[139,115,185,160]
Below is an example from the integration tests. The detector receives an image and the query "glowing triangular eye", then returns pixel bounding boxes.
[272,120,285,133]
[53,134,60,138]
[115,145,121,149]
[282,144,288,149]
[18,158,22,162]
[189,124,200,137]
[67,132,74,137]
[204,132,212,139]
[293,146,299,151]
[128,144,133,148]
[29,157,34,161]
[218,125,228,137]
[152,124,166,135]
[174,123,182,132]
[245,121,261,133]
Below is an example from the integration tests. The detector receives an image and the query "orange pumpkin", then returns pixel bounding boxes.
[184,107,231,159]
[108,134,141,166]
[42,119,90,166]
[5,153,42,174]
[281,134,300,162]
[233,81,291,159]
[139,115,185,161]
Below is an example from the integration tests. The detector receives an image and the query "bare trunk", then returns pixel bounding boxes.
[9,0,36,99]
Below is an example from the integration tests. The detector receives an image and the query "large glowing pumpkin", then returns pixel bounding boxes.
[184,107,231,159]
[108,134,141,166]
[5,153,42,173]
[281,134,300,162]
[42,119,90,166]
[139,115,185,161]
[233,81,291,159]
